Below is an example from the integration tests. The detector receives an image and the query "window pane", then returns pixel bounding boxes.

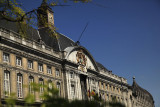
[16,57,22,66]
[56,69,60,77]
[28,60,33,69]
[47,66,52,74]
[17,74,23,98]
[4,71,10,96]
[29,76,34,94]
[3,53,9,62]
[38,63,43,72]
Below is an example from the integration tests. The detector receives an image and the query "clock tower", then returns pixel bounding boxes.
[37,0,54,29]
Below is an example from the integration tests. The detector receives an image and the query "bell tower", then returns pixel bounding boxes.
[37,0,54,29]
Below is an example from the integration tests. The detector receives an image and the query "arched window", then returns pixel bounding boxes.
[56,82,61,96]
[4,70,10,96]
[17,73,23,98]
[29,76,34,94]
[39,78,44,95]
[48,80,52,96]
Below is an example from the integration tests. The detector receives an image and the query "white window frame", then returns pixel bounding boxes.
[70,72,74,79]
[17,73,23,98]
[39,78,44,95]
[38,63,43,72]
[16,57,22,66]
[47,66,52,74]
[28,60,33,69]
[4,71,10,96]
[29,76,34,94]
[56,82,61,96]
[3,53,9,62]
[56,69,60,77]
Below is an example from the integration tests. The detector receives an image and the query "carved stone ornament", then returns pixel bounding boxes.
[76,49,87,72]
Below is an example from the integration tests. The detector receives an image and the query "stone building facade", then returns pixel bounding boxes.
[0,1,154,107]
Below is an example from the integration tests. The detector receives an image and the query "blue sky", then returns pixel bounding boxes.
[22,0,160,106]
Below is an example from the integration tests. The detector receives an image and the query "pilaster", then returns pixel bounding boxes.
[0,50,2,63]
[23,73,28,98]
[33,61,38,72]
[22,57,27,70]
[10,70,16,95]
[43,64,47,75]
[52,66,55,77]
[10,54,15,67]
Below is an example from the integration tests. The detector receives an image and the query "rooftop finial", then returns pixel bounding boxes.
[133,76,135,81]
[43,0,47,3]
[41,0,48,6]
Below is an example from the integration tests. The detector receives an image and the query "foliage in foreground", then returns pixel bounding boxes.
[3,82,126,107]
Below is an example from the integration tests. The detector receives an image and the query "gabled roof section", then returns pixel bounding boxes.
[57,33,75,51]
[96,62,109,71]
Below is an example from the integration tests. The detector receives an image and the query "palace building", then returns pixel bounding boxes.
[0,1,154,107]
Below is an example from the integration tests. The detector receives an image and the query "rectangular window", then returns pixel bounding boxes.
[38,63,43,72]
[70,72,74,79]
[29,76,34,94]
[106,84,108,90]
[56,69,60,77]
[101,83,104,89]
[28,60,33,69]
[47,66,52,74]
[17,74,23,98]
[16,57,22,66]
[3,53,9,62]
[4,71,10,96]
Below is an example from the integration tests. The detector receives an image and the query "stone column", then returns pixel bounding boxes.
[0,50,2,63]
[33,61,38,72]
[10,70,16,95]
[22,57,27,70]
[10,54,15,67]
[43,64,47,75]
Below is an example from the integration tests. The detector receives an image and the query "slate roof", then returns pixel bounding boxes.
[0,18,40,41]
[96,62,109,71]
[132,79,154,103]
[0,18,75,51]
